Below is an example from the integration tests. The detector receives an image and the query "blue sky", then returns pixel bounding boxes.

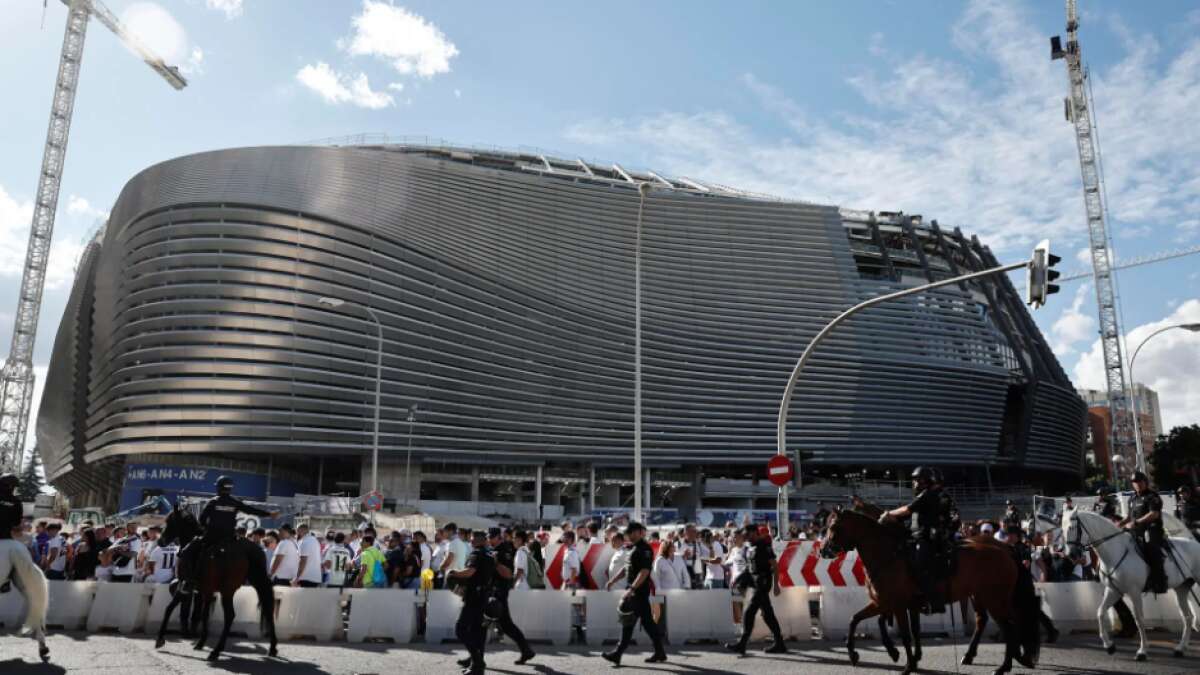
[1,0,1198,446]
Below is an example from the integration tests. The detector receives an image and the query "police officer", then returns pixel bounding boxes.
[483,527,535,666]
[0,473,25,593]
[186,476,278,588]
[602,522,667,666]
[931,469,960,536]
[1094,487,1120,522]
[1122,471,1167,593]
[448,529,494,675]
[1175,486,1200,540]
[723,524,787,655]
[881,466,946,614]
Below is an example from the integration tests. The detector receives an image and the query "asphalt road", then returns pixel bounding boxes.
[0,631,1196,675]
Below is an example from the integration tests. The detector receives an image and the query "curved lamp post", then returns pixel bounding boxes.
[1128,322,1200,474]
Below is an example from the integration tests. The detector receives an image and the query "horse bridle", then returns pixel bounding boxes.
[1069,513,1133,583]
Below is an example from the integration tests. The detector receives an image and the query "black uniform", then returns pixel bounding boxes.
[1129,491,1166,593]
[908,487,946,612]
[736,538,785,647]
[199,494,272,544]
[456,543,496,672]
[0,493,20,540]
[612,539,666,658]
[490,540,533,657]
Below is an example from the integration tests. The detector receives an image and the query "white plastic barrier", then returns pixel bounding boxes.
[1037,582,1109,632]
[345,589,418,643]
[580,591,623,644]
[1138,592,1186,631]
[46,580,96,630]
[508,590,573,645]
[208,586,268,639]
[663,589,736,643]
[426,590,464,644]
[0,582,28,629]
[819,586,870,640]
[273,587,342,641]
[746,586,811,641]
[87,583,153,634]
[145,584,177,634]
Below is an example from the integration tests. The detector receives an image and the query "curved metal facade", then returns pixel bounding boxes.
[38,145,1086,497]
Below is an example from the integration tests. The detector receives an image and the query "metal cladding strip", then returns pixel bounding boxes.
[35,145,1086,501]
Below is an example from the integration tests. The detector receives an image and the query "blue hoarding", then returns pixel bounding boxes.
[119,462,303,511]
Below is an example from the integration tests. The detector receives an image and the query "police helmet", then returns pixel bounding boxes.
[1130,470,1149,484]
[215,475,234,495]
[911,467,934,483]
[929,468,945,484]
[0,472,17,492]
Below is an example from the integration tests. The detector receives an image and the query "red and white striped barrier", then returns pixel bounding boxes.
[777,541,867,588]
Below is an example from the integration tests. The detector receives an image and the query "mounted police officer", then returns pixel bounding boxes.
[1094,487,1120,522]
[931,469,960,536]
[725,524,787,655]
[0,473,24,593]
[1175,485,1200,540]
[602,522,667,666]
[1122,471,1167,593]
[881,466,947,614]
[184,476,277,590]
[447,529,494,675]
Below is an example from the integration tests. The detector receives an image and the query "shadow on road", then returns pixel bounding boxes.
[0,658,68,675]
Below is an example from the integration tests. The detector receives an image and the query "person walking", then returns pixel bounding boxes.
[447,530,494,675]
[604,532,629,590]
[602,522,667,666]
[725,525,787,655]
[484,528,535,665]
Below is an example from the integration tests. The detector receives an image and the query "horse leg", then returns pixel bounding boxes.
[179,591,193,638]
[1127,592,1149,661]
[209,590,235,662]
[962,609,987,666]
[847,604,881,666]
[879,614,900,663]
[1174,585,1193,657]
[992,618,1015,675]
[193,595,212,651]
[156,591,181,649]
[895,608,918,675]
[1097,586,1120,654]
[909,607,923,665]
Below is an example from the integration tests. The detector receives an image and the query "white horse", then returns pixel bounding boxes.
[1063,509,1200,660]
[0,539,49,662]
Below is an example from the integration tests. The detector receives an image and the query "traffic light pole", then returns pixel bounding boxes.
[775,257,1033,536]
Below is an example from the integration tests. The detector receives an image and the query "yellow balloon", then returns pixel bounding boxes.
[421,568,435,581]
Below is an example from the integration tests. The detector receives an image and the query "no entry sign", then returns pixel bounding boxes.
[767,455,794,487]
[362,490,384,512]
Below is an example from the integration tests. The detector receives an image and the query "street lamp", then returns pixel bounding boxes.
[632,181,651,523]
[405,403,420,506]
[317,297,384,498]
[1128,322,1200,474]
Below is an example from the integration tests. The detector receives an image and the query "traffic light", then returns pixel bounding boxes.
[1026,239,1062,308]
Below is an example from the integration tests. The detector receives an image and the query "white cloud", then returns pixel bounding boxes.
[565,0,1200,258]
[387,82,405,92]
[296,62,394,109]
[1075,247,1092,267]
[341,1,458,78]
[119,3,190,65]
[205,0,244,20]
[454,88,462,99]
[1050,283,1096,355]
[1074,299,1200,431]
[65,195,107,220]
[0,185,33,278]
[181,47,205,76]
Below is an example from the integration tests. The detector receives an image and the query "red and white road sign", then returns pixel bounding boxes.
[767,455,794,487]
[362,490,384,511]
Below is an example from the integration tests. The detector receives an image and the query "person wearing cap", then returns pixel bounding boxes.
[1093,486,1120,522]
[725,524,787,655]
[602,522,666,666]
[484,527,535,665]
[1121,470,1167,593]
[448,529,495,675]
[1002,500,1023,532]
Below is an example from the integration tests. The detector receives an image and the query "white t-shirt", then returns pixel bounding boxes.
[653,556,685,591]
[149,544,178,584]
[297,534,323,584]
[113,536,141,578]
[705,541,726,582]
[561,547,581,588]
[45,535,67,573]
[607,547,630,589]
[447,536,469,572]
[272,538,300,580]
[432,540,449,571]
[418,542,433,572]
[725,544,748,580]
[323,544,353,587]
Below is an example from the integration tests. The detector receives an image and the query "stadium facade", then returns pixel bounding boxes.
[37,144,1087,514]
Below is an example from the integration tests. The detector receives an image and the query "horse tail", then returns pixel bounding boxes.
[243,542,274,633]
[1012,561,1041,666]
[8,543,49,635]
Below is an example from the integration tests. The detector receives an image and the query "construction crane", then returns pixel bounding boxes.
[1050,0,1138,472]
[0,0,187,474]
[1057,243,1200,284]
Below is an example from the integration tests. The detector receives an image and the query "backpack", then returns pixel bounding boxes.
[526,555,546,589]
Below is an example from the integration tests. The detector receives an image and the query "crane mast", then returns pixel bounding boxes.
[1051,0,1136,473]
[0,0,186,474]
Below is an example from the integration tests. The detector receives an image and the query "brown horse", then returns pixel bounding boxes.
[192,539,279,661]
[823,510,1039,675]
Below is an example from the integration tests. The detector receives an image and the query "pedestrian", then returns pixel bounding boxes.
[355,535,388,588]
[485,528,535,665]
[322,532,353,589]
[701,528,726,589]
[110,523,141,583]
[448,529,494,675]
[560,530,581,589]
[513,530,531,590]
[42,523,67,580]
[145,536,178,585]
[70,527,99,580]
[270,524,300,586]
[601,522,666,666]
[726,525,787,655]
[725,529,750,625]
[604,532,629,590]
[294,523,323,588]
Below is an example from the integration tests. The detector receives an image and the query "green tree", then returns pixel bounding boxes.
[18,448,45,501]
[1150,424,1200,489]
